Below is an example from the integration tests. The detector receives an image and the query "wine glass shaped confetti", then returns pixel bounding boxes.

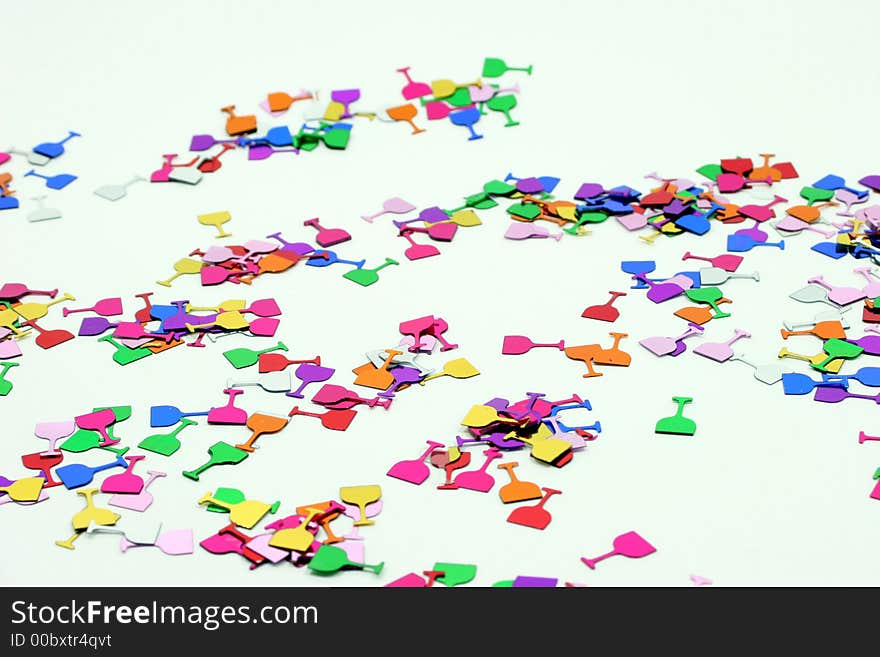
[482,57,533,78]
[286,362,335,398]
[504,222,562,241]
[449,107,484,140]
[853,267,880,298]
[198,490,279,529]
[423,100,455,121]
[0,333,20,359]
[486,95,520,127]
[288,406,356,431]
[189,134,238,151]
[632,275,686,303]
[308,544,384,575]
[226,370,292,393]
[34,420,75,456]
[149,153,198,182]
[582,291,626,322]
[497,462,543,503]
[386,103,425,135]
[23,318,75,350]
[234,413,289,452]
[453,448,502,492]
[302,249,366,271]
[138,418,197,456]
[834,188,867,217]
[7,145,50,166]
[806,275,867,306]
[378,366,423,397]
[0,283,58,301]
[207,389,248,425]
[501,335,565,355]
[97,334,152,365]
[197,211,233,238]
[352,349,403,390]
[221,105,257,136]
[523,426,575,465]
[361,197,415,223]
[56,454,128,490]
[698,267,760,286]
[655,397,697,435]
[0,476,45,502]
[63,297,123,318]
[339,485,382,526]
[811,338,863,372]
[789,284,843,309]
[149,404,209,428]
[0,309,29,338]
[731,354,785,385]
[313,384,391,410]
[682,251,742,273]
[157,258,203,287]
[780,320,847,340]
[849,334,880,355]
[813,387,880,404]
[259,353,320,373]
[223,341,287,369]
[775,216,837,238]
[507,487,561,530]
[73,408,118,447]
[182,441,248,481]
[640,323,704,357]
[726,234,785,253]
[824,367,880,389]
[387,441,445,485]
[430,78,481,100]
[21,451,63,488]
[247,145,300,160]
[747,153,784,181]
[186,311,250,334]
[120,528,194,556]
[303,217,351,247]
[267,89,314,112]
[399,228,441,260]
[581,531,657,569]
[23,169,77,190]
[331,89,360,117]
[418,358,479,386]
[619,261,656,289]
[693,329,751,362]
[14,292,74,321]
[684,287,732,320]
[32,130,80,159]
[437,451,471,490]
[100,455,146,494]
[267,509,322,553]
[780,372,844,396]
[783,310,850,332]
[197,143,235,173]
[27,195,62,222]
[343,257,399,287]
[94,175,145,201]
[396,67,432,99]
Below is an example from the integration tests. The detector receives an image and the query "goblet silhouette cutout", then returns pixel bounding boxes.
[449,107,483,140]
[386,103,425,134]
[339,485,382,526]
[35,420,75,455]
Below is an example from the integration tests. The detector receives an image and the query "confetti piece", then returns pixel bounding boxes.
[581,531,656,570]
[655,397,696,436]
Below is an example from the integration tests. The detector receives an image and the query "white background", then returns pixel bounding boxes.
[1,0,876,586]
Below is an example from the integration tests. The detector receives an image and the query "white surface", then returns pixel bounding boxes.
[1,0,876,586]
